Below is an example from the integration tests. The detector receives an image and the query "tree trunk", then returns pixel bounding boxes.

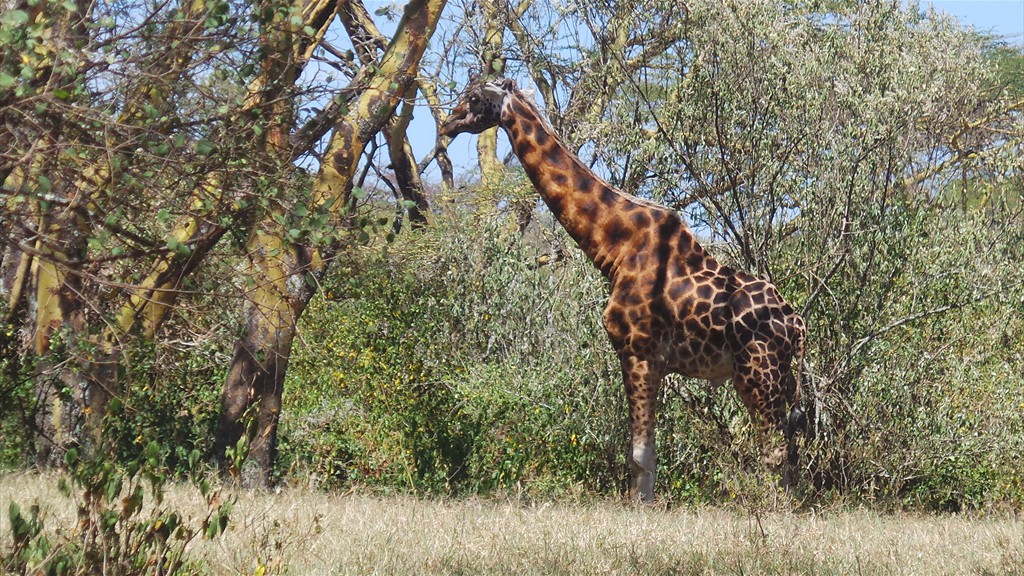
[216,228,314,486]
[31,200,95,466]
[385,84,430,229]
[216,0,447,487]
[476,4,504,187]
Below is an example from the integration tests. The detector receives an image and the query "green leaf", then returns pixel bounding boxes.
[157,208,171,223]
[351,186,366,200]
[0,72,17,89]
[4,9,29,26]
[294,203,308,217]
[167,237,191,256]
[195,139,214,155]
[36,175,52,193]
[64,447,79,467]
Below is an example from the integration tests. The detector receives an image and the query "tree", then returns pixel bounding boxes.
[215,0,447,487]
[1,0,269,462]
[0,0,446,479]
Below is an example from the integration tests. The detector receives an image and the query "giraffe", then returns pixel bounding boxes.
[440,77,806,502]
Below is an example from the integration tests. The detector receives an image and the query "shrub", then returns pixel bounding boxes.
[2,440,233,575]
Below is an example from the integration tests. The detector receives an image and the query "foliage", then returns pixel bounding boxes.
[101,338,229,475]
[1,0,1023,515]
[282,207,625,495]
[1,439,234,575]
[282,175,1024,510]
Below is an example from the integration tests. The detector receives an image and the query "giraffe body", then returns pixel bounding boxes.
[441,78,806,502]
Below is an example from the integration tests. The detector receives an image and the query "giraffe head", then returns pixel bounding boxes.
[439,77,517,137]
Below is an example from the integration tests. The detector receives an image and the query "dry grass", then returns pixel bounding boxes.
[1,472,1022,575]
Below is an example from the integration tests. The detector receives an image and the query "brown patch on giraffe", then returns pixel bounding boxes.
[599,185,617,205]
[544,194,565,219]
[515,139,534,158]
[630,212,651,229]
[541,144,568,169]
[604,217,630,245]
[511,99,533,119]
[534,127,550,147]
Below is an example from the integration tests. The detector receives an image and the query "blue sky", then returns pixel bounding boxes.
[928,1,1024,44]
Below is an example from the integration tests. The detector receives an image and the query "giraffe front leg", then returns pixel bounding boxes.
[621,354,660,503]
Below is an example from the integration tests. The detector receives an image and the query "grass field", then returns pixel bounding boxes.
[1,472,1022,575]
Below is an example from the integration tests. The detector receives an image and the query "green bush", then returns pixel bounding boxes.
[101,339,226,478]
[279,183,1024,511]
[282,208,624,495]
[2,438,234,575]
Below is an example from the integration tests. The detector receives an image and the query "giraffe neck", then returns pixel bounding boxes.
[499,94,648,275]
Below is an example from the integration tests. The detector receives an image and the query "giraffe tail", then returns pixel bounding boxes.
[786,317,807,440]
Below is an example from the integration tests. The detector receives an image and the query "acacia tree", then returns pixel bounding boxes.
[0,0,447,475]
[547,1,1024,492]
[0,0,273,462]
[419,0,1023,497]
[215,0,446,487]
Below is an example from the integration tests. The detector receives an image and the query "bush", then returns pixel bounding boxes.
[282,206,624,495]
[280,176,1024,511]
[2,439,234,575]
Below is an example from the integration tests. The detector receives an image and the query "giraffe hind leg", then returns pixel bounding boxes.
[731,363,794,486]
[783,371,805,487]
[782,317,807,490]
